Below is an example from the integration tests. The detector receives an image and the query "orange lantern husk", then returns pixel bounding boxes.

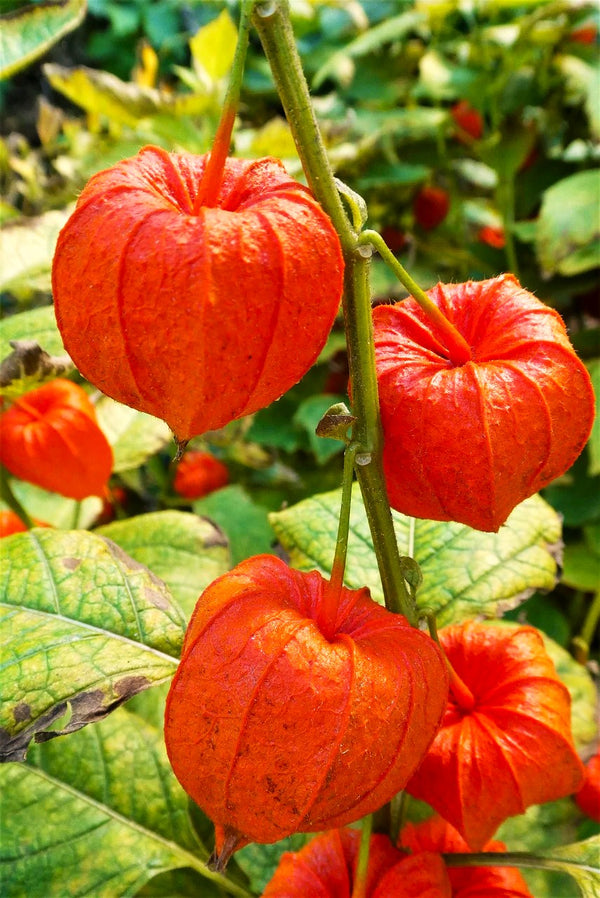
[0,379,113,500]
[164,554,449,851]
[405,621,585,849]
[263,827,451,898]
[373,274,595,532]
[53,147,344,442]
[399,815,534,897]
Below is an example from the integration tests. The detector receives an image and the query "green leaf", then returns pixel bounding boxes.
[539,633,598,752]
[269,486,562,625]
[0,208,71,298]
[0,529,186,761]
[538,835,600,898]
[293,394,345,464]
[96,511,230,619]
[0,707,250,898]
[0,306,64,361]
[557,54,600,139]
[313,11,425,88]
[586,360,600,477]
[189,9,237,83]
[0,0,86,80]
[193,484,273,567]
[94,396,172,473]
[536,170,600,277]
[562,543,600,593]
[236,834,312,894]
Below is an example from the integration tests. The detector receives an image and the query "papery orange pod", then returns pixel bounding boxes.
[405,622,585,849]
[262,828,406,897]
[373,275,595,531]
[0,379,113,500]
[399,816,534,897]
[575,750,600,822]
[164,555,449,851]
[0,510,50,536]
[53,147,344,442]
[450,100,484,140]
[173,450,229,499]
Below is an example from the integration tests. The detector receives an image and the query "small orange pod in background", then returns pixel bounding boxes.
[0,379,113,501]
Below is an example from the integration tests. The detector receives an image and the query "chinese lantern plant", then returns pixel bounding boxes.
[164,553,449,864]
[0,378,113,501]
[52,147,344,444]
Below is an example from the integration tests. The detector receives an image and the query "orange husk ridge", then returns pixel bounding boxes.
[262,827,451,898]
[373,274,595,531]
[164,554,449,851]
[52,146,344,442]
[405,621,585,849]
[0,379,113,500]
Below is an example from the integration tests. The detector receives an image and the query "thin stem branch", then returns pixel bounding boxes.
[352,815,373,898]
[359,229,472,366]
[194,0,254,211]
[253,0,415,623]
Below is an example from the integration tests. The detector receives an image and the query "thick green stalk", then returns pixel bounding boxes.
[253,0,415,623]
[0,466,34,529]
[352,814,373,898]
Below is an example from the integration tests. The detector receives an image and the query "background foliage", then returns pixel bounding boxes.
[1,1,599,896]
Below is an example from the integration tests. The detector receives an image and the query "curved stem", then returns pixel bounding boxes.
[359,229,472,366]
[352,814,373,898]
[427,614,475,709]
[194,0,254,211]
[253,0,415,624]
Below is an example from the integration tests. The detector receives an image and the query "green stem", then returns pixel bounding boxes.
[253,0,415,624]
[194,0,254,211]
[352,814,373,898]
[389,790,409,846]
[581,589,600,647]
[443,851,578,873]
[426,612,475,709]
[497,176,520,280]
[359,229,472,366]
[0,466,34,528]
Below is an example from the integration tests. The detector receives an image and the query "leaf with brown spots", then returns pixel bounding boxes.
[0,528,186,761]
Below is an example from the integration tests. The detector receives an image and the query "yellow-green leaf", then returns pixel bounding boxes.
[0,0,86,81]
[538,835,600,898]
[0,207,71,298]
[536,170,600,277]
[0,707,249,897]
[269,486,562,624]
[0,306,64,361]
[94,396,172,473]
[189,9,237,83]
[96,511,230,618]
[0,529,186,761]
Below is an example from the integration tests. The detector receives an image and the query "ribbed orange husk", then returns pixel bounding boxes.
[164,555,449,845]
[373,274,595,531]
[405,622,585,850]
[52,147,344,442]
[400,816,534,897]
[263,827,451,897]
[575,751,600,822]
[173,450,229,499]
[0,379,113,500]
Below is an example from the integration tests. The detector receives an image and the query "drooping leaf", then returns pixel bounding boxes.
[0,0,86,80]
[536,170,600,277]
[96,511,230,618]
[0,208,71,298]
[269,485,562,625]
[0,529,186,761]
[94,396,172,473]
[537,835,600,898]
[43,63,211,128]
[0,707,251,898]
